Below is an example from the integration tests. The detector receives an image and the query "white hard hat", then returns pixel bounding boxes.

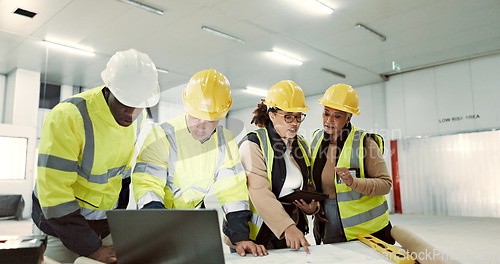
[101,48,160,108]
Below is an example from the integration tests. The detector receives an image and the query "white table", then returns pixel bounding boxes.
[224,241,394,264]
[57,241,396,264]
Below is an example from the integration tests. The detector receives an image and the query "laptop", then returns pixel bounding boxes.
[107,209,225,264]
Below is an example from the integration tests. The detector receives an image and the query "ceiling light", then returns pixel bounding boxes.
[156,68,169,74]
[294,0,334,14]
[321,67,346,78]
[356,23,386,41]
[270,49,303,65]
[246,86,268,97]
[117,0,164,15]
[42,40,95,57]
[201,26,245,44]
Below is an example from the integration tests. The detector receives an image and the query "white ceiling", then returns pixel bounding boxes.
[1,0,499,111]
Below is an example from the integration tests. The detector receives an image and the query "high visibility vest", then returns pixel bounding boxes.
[310,126,388,241]
[35,86,144,220]
[133,114,249,215]
[244,127,310,241]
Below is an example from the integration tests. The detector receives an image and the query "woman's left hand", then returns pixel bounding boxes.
[293,199,318,215]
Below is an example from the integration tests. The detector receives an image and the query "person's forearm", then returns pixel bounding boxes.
[47,210,102,256]
[226,210,251,244]
[350,138,392,196]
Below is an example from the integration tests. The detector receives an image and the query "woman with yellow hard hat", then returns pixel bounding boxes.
[310,83,394,245]
[239,80,317,253]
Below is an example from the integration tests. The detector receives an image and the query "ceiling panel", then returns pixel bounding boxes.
[0,0,72,36]
[0,0,499,112]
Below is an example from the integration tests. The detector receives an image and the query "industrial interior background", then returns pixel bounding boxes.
[1,0,499,263]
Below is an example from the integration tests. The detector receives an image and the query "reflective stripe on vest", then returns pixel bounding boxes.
[310,129,324,187]
[310,127,388,241]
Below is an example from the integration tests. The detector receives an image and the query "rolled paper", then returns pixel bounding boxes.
[391,225,460,264]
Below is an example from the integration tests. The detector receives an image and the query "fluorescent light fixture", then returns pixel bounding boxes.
[321,67,346,78]
[118,0,164,15]
[43,40,95,57]
[246,86,268,97]
[294,0,334,14]
[356,23,386,41]
[156,68,169,74]
[292,0,333,15]
[201,26,245,44]
[270,49,303,65]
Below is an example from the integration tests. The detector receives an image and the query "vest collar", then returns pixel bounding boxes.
[265,123,297,153]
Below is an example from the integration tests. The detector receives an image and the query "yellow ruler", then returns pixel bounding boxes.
[358,234,415,264]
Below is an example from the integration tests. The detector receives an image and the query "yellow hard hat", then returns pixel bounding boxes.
[318,83,360,115]
[264,80,310,112]
[182,69,232,121]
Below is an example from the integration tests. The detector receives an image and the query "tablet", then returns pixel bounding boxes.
[278,189,329,203]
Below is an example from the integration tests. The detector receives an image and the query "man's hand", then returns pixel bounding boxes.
[315,209,329,222]
[293,199,318,215]
[283,225,311,254]
[235,241,268,257]
[88,245,117,264]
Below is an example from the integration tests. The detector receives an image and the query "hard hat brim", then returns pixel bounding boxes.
[183,101,229,121]
[108,84,160,108]
[276,105,311,113]
[318,100,360,115]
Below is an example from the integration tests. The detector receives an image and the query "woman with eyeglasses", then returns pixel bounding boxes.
[310,84,394,245]
[238,80,317,253]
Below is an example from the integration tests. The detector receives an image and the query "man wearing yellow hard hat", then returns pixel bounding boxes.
[32,48,160,263]
[132,69,268,257]
[309,83,395,245]
[239,80,317,253]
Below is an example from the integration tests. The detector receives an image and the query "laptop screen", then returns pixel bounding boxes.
[107,209,225,264]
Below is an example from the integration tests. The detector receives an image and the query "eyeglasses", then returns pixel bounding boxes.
[274,112,306,123]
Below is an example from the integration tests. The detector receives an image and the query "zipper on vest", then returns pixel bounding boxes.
[75,197,99,208]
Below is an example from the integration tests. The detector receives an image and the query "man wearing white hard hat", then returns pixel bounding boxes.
[32,48,160,263]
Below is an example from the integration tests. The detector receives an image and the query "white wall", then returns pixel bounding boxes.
[398,130,500,217]
[386,54,500,139]
[4,69,40,126]
[0,74,5,123]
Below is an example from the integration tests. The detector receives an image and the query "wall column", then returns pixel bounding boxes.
[4,69,40,126]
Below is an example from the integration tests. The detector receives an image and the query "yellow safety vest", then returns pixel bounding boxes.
[310,126,388,241]
[245,127,310,241]
[35,86,144,220]
[133,114,249,214]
